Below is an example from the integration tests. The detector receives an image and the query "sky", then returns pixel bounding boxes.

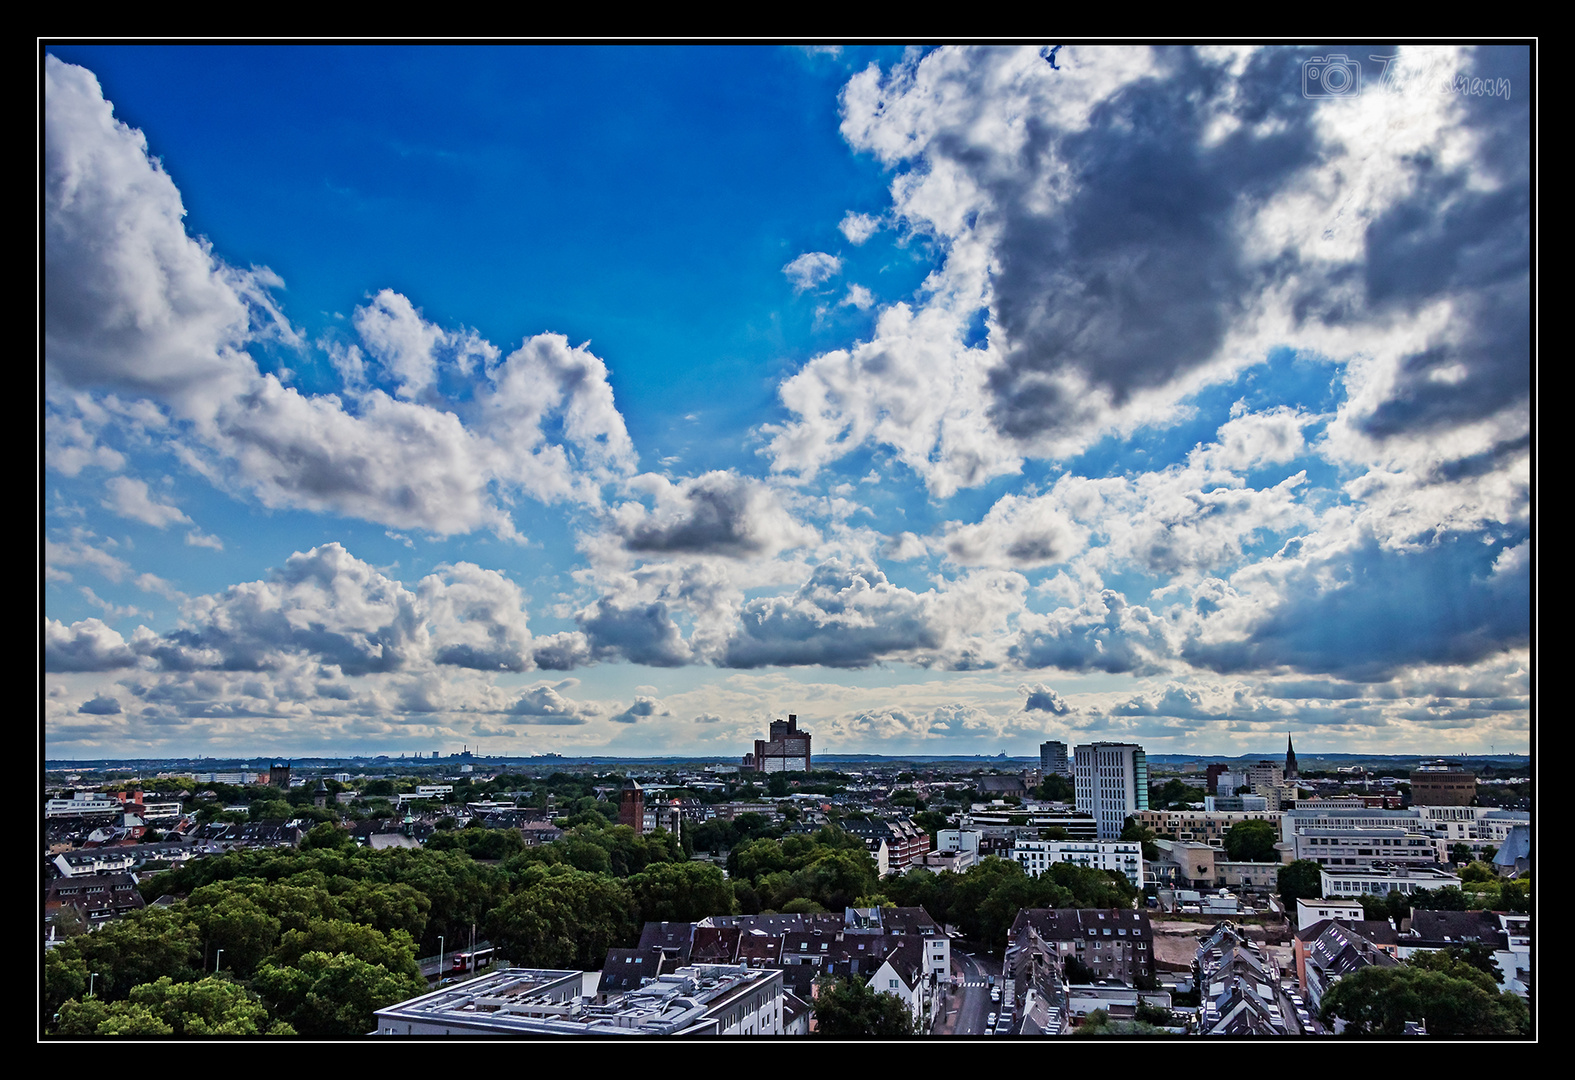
[42,44,1533,761]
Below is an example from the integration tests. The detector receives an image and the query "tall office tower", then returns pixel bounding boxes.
[1040,740,1071,778]
[1074,743,1149,840]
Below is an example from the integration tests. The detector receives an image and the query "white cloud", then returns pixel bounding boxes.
[768,45,1528,510]
[841,284,876,310]
[838,212,881,244]
[782,251,843,292]
[44,56,637,541]
[102,477,189,528]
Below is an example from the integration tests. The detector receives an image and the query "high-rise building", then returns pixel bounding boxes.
[1409,762,1476,807]
[1073,743,1149,840]
[1039,740,1071,778]
[752,714,812,773]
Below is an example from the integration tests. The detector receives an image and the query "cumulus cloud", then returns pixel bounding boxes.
[768,45,1529,504]
[45,542,556,678]
[44,56,637,539]
[943,491,1086,570]
[722,560,939,668]
[607,472,818,559]
[577,598,691,667]
[839,211,881,244]
[782,251,842,291]
[841,284,876,310]
[504,684,592,724]
[881,531,928,561]
[79,694,122,715]
[1011,589,1171,675]
[1021,682,1071,714]
[45,617,143,671]
[609,695,671,724]
[46,531,130,583]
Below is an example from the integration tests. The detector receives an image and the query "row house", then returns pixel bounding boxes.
[44,871,145,937]
[1299,920,1399,1011]
[1007,908,1154,986]
[839,816,931,872]
[1195,922,1287,1034]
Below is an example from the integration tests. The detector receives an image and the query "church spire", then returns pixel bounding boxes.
[1285,732,1298,780]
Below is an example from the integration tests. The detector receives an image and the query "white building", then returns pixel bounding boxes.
[1009,839,1145,888]
[1319,865,1462,898]
[44,793,124,818]
[1074,743,1149,841]
[1294,897,1366,931]
[375,965,786,1036]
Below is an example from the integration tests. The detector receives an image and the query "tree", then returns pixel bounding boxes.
[1120,817,1160,861]
[813,976,917,1037]
[301,821,355,851]
[1223,819,1279,863]
[1319,959,1529,1037]
[1278,860,1323,906]
[57,976,291,1036]
[1449,842,1473,865]
[487,866,635,970]
[1075,1007,1170,1036]
[253,950,425,1038]
[626,862,737,924]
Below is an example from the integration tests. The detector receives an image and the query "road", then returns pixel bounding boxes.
[935,949,1001,1035]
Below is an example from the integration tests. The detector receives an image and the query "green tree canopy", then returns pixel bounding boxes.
[813,976,917,1037]
[1223,819,1279,862]
[1318,959,1529,1037]
[1278,860,1323,905]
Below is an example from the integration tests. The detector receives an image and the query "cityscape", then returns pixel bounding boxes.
[42,42,1532,1039]
[43,726,1532,1037]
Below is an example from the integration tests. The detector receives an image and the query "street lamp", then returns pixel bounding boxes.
[89,972,98,997]
[215,948,224,973]
[438,936,444,981]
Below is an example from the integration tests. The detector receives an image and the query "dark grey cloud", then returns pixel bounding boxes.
[622,473,759,555]
[531,632,593,671]
[78,694,122,715]
[985,48,1325,440]
[1021,682,1071,714]
[611,472,814,558]
[610,696,669,724]
[578,599,690,667]
[1184,533,1530,680]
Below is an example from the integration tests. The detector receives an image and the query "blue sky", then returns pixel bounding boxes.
[44,45,1532,760]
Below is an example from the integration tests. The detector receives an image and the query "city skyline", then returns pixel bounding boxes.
[44,45,1532,761]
